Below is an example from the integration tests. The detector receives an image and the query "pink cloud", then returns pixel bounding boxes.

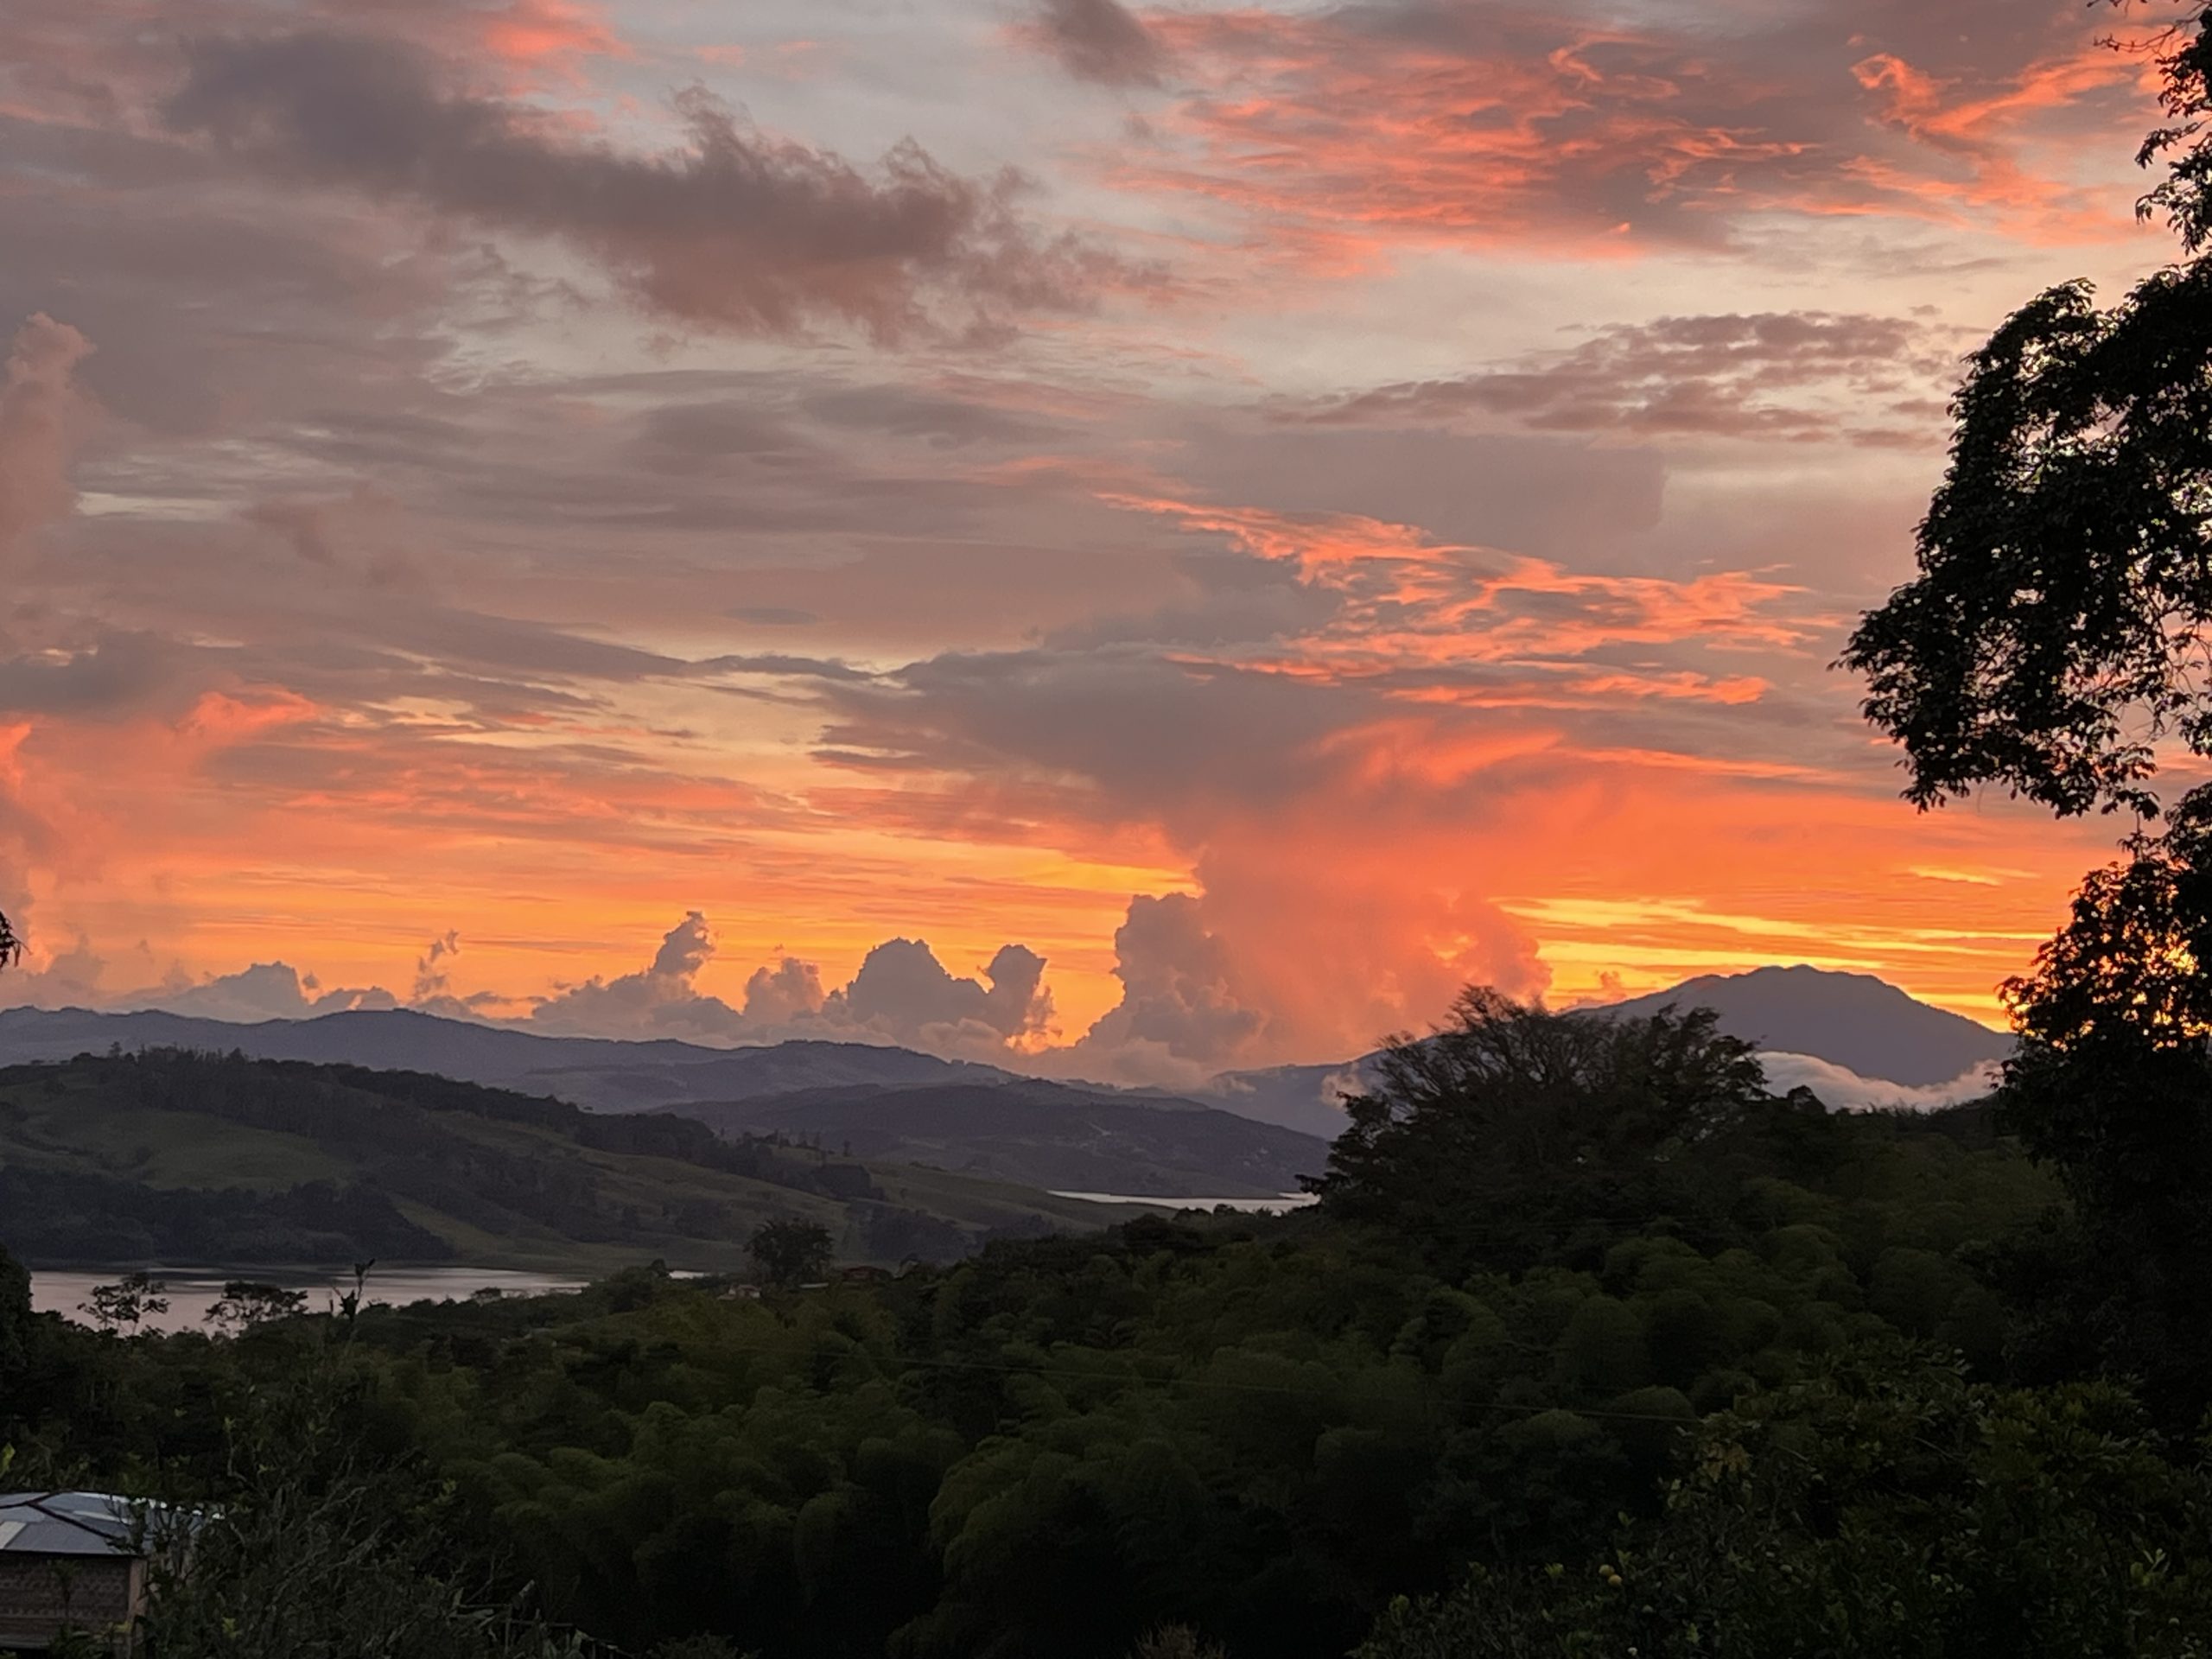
[1071,0,2152,259]
[0,315,95,560]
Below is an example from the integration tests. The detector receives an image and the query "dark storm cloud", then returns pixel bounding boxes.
[0,631,201,719]
[1027,0,1172,86]
[815,647,1360,814]
[162,29,1126,340]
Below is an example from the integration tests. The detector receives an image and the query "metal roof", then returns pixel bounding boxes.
[0,1493,142,1559]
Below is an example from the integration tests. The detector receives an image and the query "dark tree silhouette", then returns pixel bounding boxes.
[747,1217,835,1288]
[1842,3,2212,1415]
[1840,5,2212,821]
[2133,3,2212,252]
[207,1281,310,1333]
[81,1271,170,1334]
[1993,797,2212,1418]
[1313,989,1767,1273]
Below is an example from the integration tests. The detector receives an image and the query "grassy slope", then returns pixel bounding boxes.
[0,1065,1160,1273]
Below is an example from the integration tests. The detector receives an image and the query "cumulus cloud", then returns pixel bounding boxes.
[0,932,111,1009]
[1759,1050,2000,1111]
[0,908,1064,1060]
[1070,893,1267,1080]
[1049,855,1548,1086]
[406,930,513,1020]
[527,909,750,1040]
[742,955,825,1023]
[0,314,95,558]
[827,938,1054,1055]
[649,908,714,980]
[411,929,460,1001]
[121,961,398,1024]
[1025,0,1170,86]
[163,30,1122,341]
[526,912,1052,1054]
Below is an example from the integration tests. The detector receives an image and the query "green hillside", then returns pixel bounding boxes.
[0,1051,1157,1273]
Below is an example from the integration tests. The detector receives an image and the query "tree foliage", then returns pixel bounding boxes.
[748,1218,836,1288]
[1841,2,2212,1425]
[0,1060,2076,1659]
[1993,798,2212,1419]
[1840,258,2212,819]
[206,1281,311,1334]
[81,1272,170,1335]
[1842,4,2212,819]
[1314,991,1770,1273]
[2135,3,2212,251]
[1359,1349,2212,1659]
[0,1240,30,1379]
[126,1351,597,1659]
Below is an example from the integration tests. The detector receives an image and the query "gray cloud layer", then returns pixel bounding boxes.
[1028,0,1170,86]
[1315,312,1961,444]
[164,29,1122,341]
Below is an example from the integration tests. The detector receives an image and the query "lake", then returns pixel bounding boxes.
[1052,1192,1320,1213]
[30,1267,587,1334]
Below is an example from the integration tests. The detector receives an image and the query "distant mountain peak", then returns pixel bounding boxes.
[1595,964,2011,1090]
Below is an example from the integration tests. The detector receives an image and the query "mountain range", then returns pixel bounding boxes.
[0,966,2011,1205]
[0,1005,1327,1198]
[0,1005,1017,1109]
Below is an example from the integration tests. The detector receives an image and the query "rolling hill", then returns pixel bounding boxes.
[0,1050,1156,1273]
[656,1079,1330,1198]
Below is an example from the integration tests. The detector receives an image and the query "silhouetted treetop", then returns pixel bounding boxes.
[2132,3,2212,249]
[1842,262,2212,819]
[1844,6,2212,821]
[1313,989,1768,1270]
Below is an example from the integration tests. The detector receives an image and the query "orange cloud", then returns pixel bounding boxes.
[477,0,631,72]
[0,0,2163,1076]
[1081,1,2151,260]
[1101,490,1821,666]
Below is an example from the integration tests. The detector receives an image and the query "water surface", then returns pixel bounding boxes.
[1051,1192,1319,1213]
[30,1267,584,1333]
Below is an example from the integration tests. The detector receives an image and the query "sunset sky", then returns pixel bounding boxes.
[0,0,2183,1078]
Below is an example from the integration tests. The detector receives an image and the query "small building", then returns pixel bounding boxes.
[838,1265,893,1285]
[0,1492,157,1653]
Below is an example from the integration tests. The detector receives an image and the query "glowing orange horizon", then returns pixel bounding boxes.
[0,0,2171,1077]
